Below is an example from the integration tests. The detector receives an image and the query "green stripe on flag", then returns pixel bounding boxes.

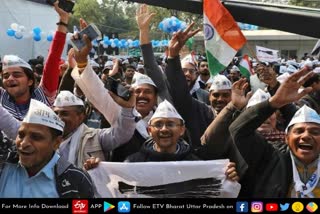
[206,50,226,76]
[239,65,250,79]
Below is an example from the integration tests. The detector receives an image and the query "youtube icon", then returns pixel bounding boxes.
[266,203,278,212]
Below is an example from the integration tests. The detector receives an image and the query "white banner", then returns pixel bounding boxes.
[88,159,241,198]
[256,46,279,62]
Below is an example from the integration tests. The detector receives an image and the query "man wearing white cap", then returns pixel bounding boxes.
[229,67,320,197]
[69,22,165,161]
[125,99,239,183]
[180,54,210,104]
[53,90,139,167]
[1,2,69,121]
[125,100,194,161]
[228,65,241,83]
[0,99,95,198]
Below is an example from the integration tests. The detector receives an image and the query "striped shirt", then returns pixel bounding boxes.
[0,86,51,121]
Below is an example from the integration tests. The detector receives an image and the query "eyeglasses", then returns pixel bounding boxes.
[149,121,182,130]
[182,68,197,74]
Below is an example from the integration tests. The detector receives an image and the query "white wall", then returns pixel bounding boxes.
[0,0,63,61]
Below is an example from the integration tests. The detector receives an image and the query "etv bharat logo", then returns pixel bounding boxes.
[72,200,88,214]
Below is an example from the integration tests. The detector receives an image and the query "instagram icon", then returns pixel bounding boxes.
[251,202,263,213]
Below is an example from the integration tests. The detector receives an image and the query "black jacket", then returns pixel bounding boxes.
[125,138,200,162]
[229,100,293,197]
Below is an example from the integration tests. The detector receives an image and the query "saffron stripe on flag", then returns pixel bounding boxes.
[204,0,246,50]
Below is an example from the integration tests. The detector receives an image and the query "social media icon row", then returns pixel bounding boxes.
[236,201,318,213]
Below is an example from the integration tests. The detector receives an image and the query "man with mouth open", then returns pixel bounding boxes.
[0,2,69,121]
[0,99,95,198]
[229,66,320,197]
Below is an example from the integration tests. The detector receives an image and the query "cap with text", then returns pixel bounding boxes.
[23,99,64,132]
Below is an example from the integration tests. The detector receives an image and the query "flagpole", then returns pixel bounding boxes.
[245,42,258,61]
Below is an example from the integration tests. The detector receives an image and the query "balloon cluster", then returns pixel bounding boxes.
[158,16,187,34]
[6,23,54,42]
[237,23,259,30]
[6,23,25,40]
[92,37,170,49]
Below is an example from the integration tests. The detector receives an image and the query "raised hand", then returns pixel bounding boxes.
[108,87,136,109]
[168,22,200,58]
[53,1,70,24]
[109,58,120,77]
[231,78,253,110]
[136,4,155,31]
[269,67,314,109]
[72,18,92,65]
[67,48,77,69]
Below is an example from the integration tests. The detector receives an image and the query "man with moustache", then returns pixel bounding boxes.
[197,59,214,90]
[70,19,160,161]
[229,67,320,197]
[181,56,210,104]
[0,99,95,198]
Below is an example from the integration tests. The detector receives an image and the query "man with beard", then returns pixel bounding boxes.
[255,62,280,95]
[1,2,68,121]
[124,65,136,85]
[228,65,241,83]
[181,56,210,104]
[197,60,213,90]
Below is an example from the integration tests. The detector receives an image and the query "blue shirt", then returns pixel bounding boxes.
[0,152,60,198]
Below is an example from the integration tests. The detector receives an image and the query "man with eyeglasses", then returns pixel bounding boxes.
[125,100,190,161]
[124,100,239,186]
[181,56,209,104]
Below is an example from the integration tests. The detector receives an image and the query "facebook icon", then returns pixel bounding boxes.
[236,202,248,213]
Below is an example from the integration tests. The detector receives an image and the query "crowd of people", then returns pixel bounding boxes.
[0,2,320,198]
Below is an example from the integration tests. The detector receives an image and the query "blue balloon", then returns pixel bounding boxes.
[158,22,164,31]
[7,29,15,37]
[33,34,41,41]
[47,34,53,42]
[33,27,41,35]
[14,31,23,39]
[114,38,119,45]
[120,39,126,45]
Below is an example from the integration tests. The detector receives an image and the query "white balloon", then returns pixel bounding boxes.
[10,23,19,31]
[18,25,26,32]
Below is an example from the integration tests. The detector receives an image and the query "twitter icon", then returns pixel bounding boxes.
[280,203,289,211]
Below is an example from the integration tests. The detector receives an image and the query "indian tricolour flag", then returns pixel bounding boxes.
[239,55,254,79]
[204,0,247,76]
